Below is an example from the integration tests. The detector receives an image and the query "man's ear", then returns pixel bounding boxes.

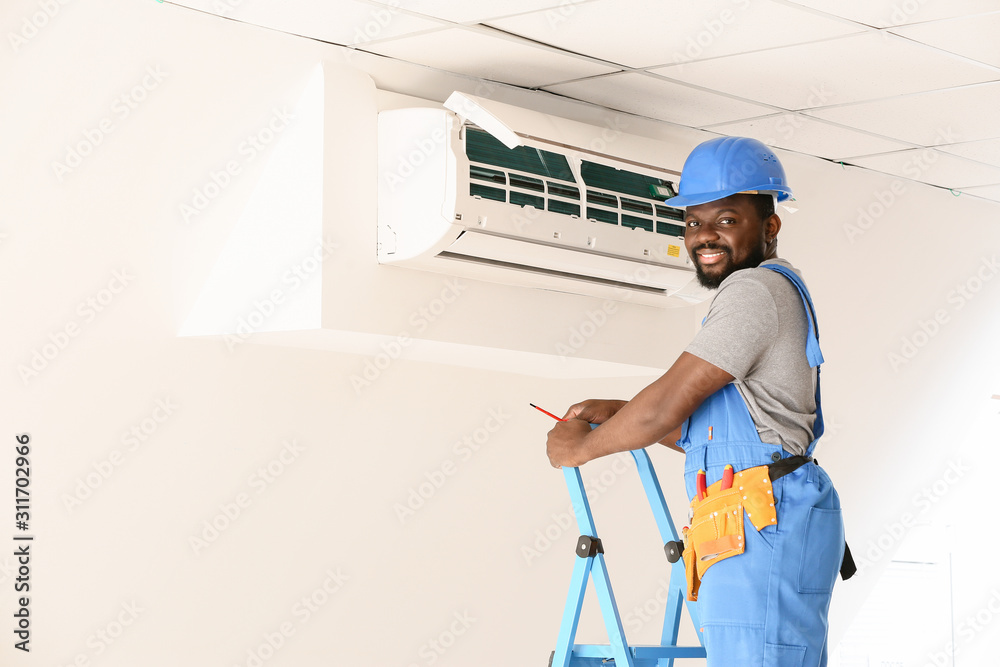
[765,214,782,240]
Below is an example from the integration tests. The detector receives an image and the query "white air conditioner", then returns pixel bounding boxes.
[377,92,710,306]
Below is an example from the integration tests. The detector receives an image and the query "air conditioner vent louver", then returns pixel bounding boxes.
[466,127,686,239]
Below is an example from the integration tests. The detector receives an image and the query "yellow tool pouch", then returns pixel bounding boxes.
[681,465,778,601]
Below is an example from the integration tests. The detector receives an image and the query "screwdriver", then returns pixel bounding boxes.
[721,464,734,490]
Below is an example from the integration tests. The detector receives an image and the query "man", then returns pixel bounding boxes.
[546,137,849,667]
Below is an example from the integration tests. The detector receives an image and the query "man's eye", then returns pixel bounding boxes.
[719,218,736,225]
[686,220,699,227]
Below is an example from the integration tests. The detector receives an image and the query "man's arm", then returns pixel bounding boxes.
[659,426,684,453]
[562,399,683,452]
[546,352,733,467]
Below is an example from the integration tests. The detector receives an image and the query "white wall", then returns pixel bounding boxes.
[3,1,999,666]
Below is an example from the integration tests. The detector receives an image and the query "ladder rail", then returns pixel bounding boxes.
[550,448,706,666]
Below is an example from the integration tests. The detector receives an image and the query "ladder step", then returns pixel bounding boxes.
[570,643,707,659]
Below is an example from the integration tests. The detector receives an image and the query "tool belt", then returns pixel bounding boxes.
[680,455,813,602]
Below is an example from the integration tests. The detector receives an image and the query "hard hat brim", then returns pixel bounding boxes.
[664,188,791,208]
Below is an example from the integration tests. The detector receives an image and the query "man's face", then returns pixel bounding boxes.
[684,194,773,289]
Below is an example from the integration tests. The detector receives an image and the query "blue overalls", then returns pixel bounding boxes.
[677,264,845,667]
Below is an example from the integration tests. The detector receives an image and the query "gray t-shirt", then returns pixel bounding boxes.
[685,258,818,455]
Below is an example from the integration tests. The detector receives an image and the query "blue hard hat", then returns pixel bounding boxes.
[664,136,793,207]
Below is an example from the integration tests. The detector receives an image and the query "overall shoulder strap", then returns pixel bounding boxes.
[761,263,823,368]
[761,262,825,444]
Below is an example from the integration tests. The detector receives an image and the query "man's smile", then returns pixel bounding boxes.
[695,247,729,266]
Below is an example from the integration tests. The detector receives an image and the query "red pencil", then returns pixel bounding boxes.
[530,403,566,421]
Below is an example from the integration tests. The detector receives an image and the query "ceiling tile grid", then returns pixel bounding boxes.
[649,31,1000,111]
[804,82,1000,146]
[168,0,1000,200]
[704,113,913,161]
[171,0,446,45]
[849,149,1000,189]
[961,183,1000,203]
[485,0,863,69]
[361,26,620,88]
[782,0,1000,29]
[363,0,603,25]
[938,138,1000,167]
[888,11,1000,68]
[543,71,777,127]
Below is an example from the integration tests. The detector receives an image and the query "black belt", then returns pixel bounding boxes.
[766,454,857,581]
[767,454,814,482]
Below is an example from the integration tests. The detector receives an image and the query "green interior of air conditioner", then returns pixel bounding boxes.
[464,126,685,237]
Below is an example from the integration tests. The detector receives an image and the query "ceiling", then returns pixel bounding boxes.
[171,0,1000,204]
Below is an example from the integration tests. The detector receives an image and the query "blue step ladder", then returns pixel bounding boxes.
[550,448,707,666]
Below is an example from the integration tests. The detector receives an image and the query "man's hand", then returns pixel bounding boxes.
[562,399,627,424]
[546,418,596,468]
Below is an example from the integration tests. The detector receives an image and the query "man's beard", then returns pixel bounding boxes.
[692,240,767,289]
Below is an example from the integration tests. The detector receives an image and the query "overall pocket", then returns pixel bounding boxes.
[796,506,844,594]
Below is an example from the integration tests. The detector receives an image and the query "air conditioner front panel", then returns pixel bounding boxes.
[443,230,701,293]
[377,108,458,262]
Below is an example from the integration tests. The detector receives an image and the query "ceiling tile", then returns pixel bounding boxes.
[366,0,598,24]
[362,27,619,87]
[784,0,1000,29]
[849,149,1000,189]
[890,13,1000,68]
[487,0,862,69]
[171,0,444,45]
[543,71,775,127]
[707,114,912,160]
[960,183,1000,203]
[650,32,1000,110]
[806,82,1000,145]
[938,138,1000,167]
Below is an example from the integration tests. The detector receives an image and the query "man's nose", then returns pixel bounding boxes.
[689,222,721,246]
